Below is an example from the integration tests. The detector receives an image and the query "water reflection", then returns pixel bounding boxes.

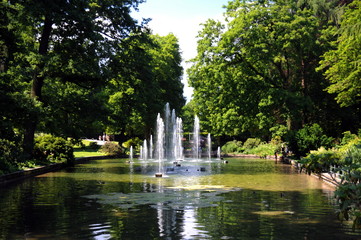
[182,208,210,239]
[0,158,361,239]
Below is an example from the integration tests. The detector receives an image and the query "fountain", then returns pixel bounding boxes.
[150,135,153,159]
[217,146,221,159]
[143,139,148,161]
[207,133,211,160]
[142,104,211,176]
[193,115,200,159]
[164,103,171,160]
[174,117,184,160]
[155,113,165,177]
[139,146,143,160]
[129,146,133,161]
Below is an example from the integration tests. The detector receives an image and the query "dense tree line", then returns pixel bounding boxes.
[0,0,184,165]
[187,0,360,146]
[186,0,361,227]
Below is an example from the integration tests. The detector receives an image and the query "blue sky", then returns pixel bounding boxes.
[132,0,229,102]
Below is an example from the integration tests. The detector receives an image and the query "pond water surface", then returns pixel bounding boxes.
[1,158,361,239]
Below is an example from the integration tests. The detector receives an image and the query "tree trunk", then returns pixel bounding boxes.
[23,16,53,157]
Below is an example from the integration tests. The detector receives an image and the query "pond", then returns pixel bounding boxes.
[1,158,360,239]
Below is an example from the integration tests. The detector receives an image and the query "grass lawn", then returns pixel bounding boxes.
[73,148,107,158]
[73,139,122,158]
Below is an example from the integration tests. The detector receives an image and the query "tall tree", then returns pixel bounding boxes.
[105,33,184,139]
[188,0,348,138]
[2,0,145,156]
[319,0,361,107]
[149,34,185,113]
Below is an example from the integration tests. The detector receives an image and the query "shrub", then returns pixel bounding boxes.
[336,131,361,153]
[70,138,83,147]
[122,137,142,149]
[0,139,22,174]
[298,143,361,229]
[295,124,334,156]
[299,147,341,175]
[33,134,74,165]
[334,145,361,229]
[244,143,280,158]
[338,137,361,153]
[221,140,243,154]
[100,142,124,156]
[340,131,358,146]
[243,138,261,150]
[269,124,288,140]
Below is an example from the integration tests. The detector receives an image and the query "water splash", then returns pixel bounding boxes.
[143,139,148,161]
[139,146,143,160]
[207,133,211,160]
[193,115,200,159]
[174,117,184,160]
[130,146,133,161]
[150,135,153,159]
[156,114,165,175]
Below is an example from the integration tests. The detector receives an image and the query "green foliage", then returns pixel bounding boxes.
[188,0,341,137]
[100,142,124,156]
[299,143,361,228]
[243,138,262,150]
[336,132,360,153]
[106,33,184,137]
[41,81,108,139]
[335,182,361,230]
[334,146,361,229]
[122,137,142,154]
[338,146,361,184]
[319,0,361,107]
[244,143,280,158]
[1,0,186,159]
[33,134,74,165]
[187,0,360,139]
[294,124,334,156]
[1,0,176,156]
[299,147,341,175]
[122,138,142,149]
[269,125,288,140]
[0,139,22,174]
[221,138,281,157]
[181,100,196,133]
[340,131,359,146]
[221,140,243,154]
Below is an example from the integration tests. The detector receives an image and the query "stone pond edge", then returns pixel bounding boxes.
[0,155,118,186]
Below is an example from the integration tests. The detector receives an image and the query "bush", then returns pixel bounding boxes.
[269,124,288,140]
[334,145,361,229]
[100,142,124,156]
[122,137,142,149]
[299,147,341,175]
[221,140,243,154]
[0,139,22,174]
[33,134,74,165]
[294,124,334,156]
[244,143,280,158]
[243,138,261,150]
[340,131,358,146]
[298,143,361,229]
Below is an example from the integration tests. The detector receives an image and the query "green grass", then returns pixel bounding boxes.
[73,148,107,158]
[73,139,122,158]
